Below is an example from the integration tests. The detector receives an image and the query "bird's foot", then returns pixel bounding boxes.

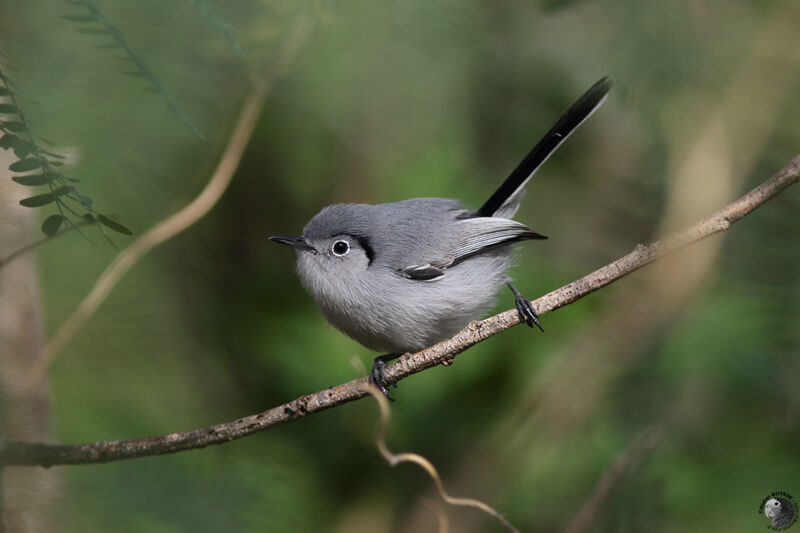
[369,354,399,401]
[507,282,544,332]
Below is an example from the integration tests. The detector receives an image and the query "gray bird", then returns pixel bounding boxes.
[272,77,612,398]
[765,497,796,528]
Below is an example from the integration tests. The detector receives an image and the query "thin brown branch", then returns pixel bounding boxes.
[366,387,520,533]
[0,219,93,271]
[561,423,666,533]
[23,12,317,386]
[23,79,269,386]
[1,155,797,467]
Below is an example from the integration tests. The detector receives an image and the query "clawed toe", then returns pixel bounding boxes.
[507,282,544,332]
[516,296,543,332]
[369,356,397,401]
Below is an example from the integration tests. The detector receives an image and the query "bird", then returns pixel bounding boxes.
[765,497,796,529]
[271,77,612,398]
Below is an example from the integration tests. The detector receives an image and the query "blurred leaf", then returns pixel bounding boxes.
[93,43,123,49]
[98,214,133,235]
[12,172,53,186]
[75,28,110,34]
[61,14,98,22]
[42,214,65,236]
[0,133,16,149]
[2,121,26,132]
[540,0,588,11]
[0,103,19,114]
[9,157,46,172]
[19,192,55,207]
[38,148,64,159]
[0,87,11,96]
[52,186,73,197]
[11,138,35,159]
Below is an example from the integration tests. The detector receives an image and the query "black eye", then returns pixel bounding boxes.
[332,240,350,256]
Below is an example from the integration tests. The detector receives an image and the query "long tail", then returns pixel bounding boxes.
[476,76,613,218]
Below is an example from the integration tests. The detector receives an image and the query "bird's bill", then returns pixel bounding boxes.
[269,234,317,253]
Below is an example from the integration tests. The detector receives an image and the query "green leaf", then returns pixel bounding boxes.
[0,87,11,96]
[122,71,146,77]
[98,214,133,235]
[0,103,18,114]
[75,27,109,34]
[19,193,55,207]
[52,186,73,197]
[12,173,53,186]
[41,214,65,236]
[9,157,46,172]
[61,14,98,22]
[39,148,64,159]
[11,139,34,159]
[2,121,25,132]
[93,43,123,49]
[0,133,16,149]
[540,0,586,11]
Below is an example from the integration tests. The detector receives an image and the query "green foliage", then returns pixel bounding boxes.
[5,0,798,531]
[63,0,204,138]
[42,214,66,236]
[191,0,246,57]
[0,67,132,241]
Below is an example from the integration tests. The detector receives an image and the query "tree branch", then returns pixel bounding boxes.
[24,10,319,386]
[561,423,665,533]
[23,78,268,386]
[0,218,92,271]
[2,155,797,467]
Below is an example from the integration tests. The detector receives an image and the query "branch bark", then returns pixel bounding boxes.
[1,155,797,467]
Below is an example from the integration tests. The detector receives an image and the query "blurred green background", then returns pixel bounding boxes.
[1,0,798,531]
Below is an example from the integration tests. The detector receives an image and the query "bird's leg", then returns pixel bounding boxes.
[369,353,400,401]
[506,282,544,332]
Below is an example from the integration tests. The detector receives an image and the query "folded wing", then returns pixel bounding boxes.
[399,217,545,281]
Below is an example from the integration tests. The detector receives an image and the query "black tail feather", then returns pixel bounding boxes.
[477,76,613,217]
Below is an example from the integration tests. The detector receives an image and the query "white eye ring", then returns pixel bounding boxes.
[332,240,350,256]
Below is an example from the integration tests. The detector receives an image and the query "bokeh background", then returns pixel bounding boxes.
[1,0,798,531]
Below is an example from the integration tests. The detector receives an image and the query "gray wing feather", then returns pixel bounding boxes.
[400,217,545,280]
[452,217,545,262]
[399,263,446,281]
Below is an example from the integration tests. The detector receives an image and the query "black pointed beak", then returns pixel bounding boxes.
[269,234,317,253]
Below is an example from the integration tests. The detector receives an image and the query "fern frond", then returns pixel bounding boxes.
[63,0,204,138]
[0,66,132,241]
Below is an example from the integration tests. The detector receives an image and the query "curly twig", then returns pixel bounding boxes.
[2,154,797,467]
[366,386,520,533]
